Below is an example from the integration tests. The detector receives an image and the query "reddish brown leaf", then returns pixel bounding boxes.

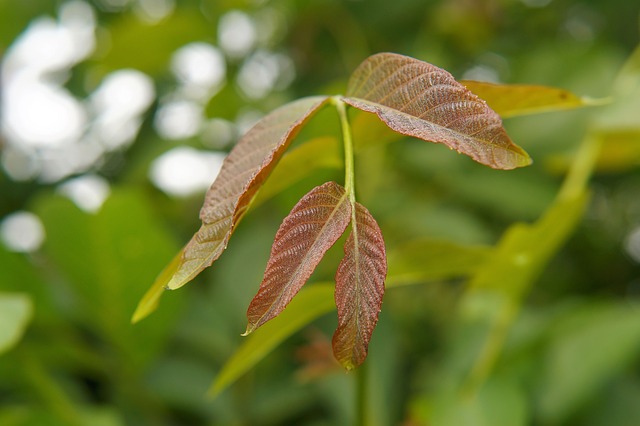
[343,53,531,170]
[333,202,387,370]
[245,182,352,334]
[165,96,329,290]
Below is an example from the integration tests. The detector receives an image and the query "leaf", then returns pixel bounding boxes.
[461,80,601,118]
[386,239,491,286]
[333,202,387,370]
[132,248,184,323]
[210,283,335,397]
[0,293,33,355]
[343,52,531,169]
[245,182,351,334]
[166,96,329,291]
[34,190,183,367]
[250,136,342,209]
[538,302,640,423]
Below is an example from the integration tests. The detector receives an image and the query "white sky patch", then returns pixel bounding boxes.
[134,0,175,23]
[171,42,226,97]
[90,69,155,148]
[0,211,46,253]
[149,147,226,197]
[218,10,257,59]
[0,1,107,183]
[237,50,295,99]
[58,174,111,213]
[3,75,87,149]
[91,70,155,120]
[154,100,202,140]
[202,118,237,149]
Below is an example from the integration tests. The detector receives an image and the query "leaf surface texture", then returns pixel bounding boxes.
[344,53,531,169]
[167,96,329,290]
[333,202,387,370]
[245,182,351,333]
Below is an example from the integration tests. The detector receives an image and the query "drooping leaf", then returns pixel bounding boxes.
[0,293,32,355]
[461,81,601,118]
[245,182,351,334]
[165,96,329,291]
[343,52,531,169]
[333,202,387,370]
[210,283,335,397]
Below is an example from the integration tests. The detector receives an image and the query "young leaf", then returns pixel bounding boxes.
[245,182,351,334]
[166,96,329,291]
[333,202,387,370]
[461,81,600,118]
[343,52,531,170]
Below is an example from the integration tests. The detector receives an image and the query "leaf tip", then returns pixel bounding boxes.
[241,324,255,337]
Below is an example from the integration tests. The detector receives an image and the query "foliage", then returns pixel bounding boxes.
[1,1,640,425]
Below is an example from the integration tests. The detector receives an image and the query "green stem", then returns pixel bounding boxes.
[332,96,356,202]
[332,96,367,425]
[355,361,368,426]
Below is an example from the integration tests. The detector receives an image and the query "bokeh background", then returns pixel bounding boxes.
[1,0,639,425]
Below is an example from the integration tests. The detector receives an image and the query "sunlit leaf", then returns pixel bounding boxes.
[386,239,491,286]
[333,202,387,370]
[210,283,335,397]
[132,248,184,323]
[343,53,531,169]
[462,81,600,118]
[0,293,32,354]
[251,136,342,209]
[245,182,351,334]
[165,96,329,291]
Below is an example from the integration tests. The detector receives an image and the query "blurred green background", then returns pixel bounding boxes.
[1,0,640,425]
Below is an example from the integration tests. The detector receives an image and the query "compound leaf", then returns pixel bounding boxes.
[343,53,531,170]
[165,96,329,291]
[333,202,387,370]
[245,182,351,334]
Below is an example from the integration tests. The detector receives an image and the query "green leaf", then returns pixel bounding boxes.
[132,247,184,323]
[462,81,603,118]
[386,239,491,286]
[538,302,640,423]
[166,96,329,292]
[344,53,531,169]
[210,282,335,397]
[0,293,32,354]
[245,182,351,334]
[251,136,343,209]
[415,377,527,426]
[33,189,182,367]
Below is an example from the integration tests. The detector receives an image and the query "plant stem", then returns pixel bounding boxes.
[355,361,368,426]
[332,96,367,425]
[332,96,356,202]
